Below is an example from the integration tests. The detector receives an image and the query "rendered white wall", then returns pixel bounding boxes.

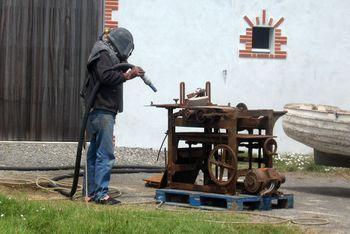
[114,0,350,153]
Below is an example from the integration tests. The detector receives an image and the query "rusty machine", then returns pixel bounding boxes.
[153,82,286,195]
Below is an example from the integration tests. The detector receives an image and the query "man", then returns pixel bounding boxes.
[84,27,145,205]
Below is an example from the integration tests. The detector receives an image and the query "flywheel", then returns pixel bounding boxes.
[208,144,237,186]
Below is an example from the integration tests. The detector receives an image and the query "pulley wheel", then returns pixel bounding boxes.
[208,144,237,186]
[236,102,248,111]
[244,169,264,194]
[263,138,277,155]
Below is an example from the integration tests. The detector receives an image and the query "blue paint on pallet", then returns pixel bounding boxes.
[155,189,294,211]
[261,194,294,210]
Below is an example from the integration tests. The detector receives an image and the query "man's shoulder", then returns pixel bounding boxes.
[88,41,109,63]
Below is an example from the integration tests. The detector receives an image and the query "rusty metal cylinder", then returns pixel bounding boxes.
[180,82,185,106]
[205,81,211,104]
[244,168,285,194]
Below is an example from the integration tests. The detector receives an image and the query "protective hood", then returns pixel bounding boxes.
[108,27,134,61]
[87,40,120,68]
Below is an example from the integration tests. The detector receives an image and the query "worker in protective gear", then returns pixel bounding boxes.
[84,27,145,205]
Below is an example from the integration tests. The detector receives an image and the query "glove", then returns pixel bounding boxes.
[124,66,145,81]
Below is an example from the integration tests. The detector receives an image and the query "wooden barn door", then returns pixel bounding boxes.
[0,0,104,141]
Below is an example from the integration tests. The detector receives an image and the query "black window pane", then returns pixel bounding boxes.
[252,27,270,49]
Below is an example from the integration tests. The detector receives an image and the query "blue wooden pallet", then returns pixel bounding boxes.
[155,189,294,211]
[261,194,294,210]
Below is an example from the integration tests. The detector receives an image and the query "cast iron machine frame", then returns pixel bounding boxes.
[153,82,286,195]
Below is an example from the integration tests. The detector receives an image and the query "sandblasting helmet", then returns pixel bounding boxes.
[108,27,134,60]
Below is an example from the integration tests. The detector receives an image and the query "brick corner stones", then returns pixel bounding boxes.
[105,0,119,28]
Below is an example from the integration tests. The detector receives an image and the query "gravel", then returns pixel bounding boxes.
[0,142,165,167]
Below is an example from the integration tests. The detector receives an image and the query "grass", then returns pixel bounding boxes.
[0,194,302,234]
[274,153,350,175]
[237,151,350,177]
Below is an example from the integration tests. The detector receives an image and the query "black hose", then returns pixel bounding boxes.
[69,63,135,198]
[52,168,165,182]
[0,165,165,171]
[156,131,168,161]
[0,166,75,171]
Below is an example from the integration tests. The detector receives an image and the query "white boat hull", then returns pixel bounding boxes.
[282,103,350,167]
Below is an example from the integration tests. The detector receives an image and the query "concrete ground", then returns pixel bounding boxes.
[0,171,349,233]
[105,171,350,234]
[271,172,350,234]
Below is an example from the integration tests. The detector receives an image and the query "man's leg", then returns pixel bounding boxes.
[83,112,98,200]
[93,112,116,201]
[86,135,97,199]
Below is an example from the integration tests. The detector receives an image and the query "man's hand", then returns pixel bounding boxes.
[124,66,145,81]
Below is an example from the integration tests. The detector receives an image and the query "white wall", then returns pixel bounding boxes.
[114,0,350,153]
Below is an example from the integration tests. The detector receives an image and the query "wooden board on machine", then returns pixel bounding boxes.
[143,174,163,188]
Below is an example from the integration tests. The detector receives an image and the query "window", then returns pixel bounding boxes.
[252,27,274,53]
[239,10,287,59]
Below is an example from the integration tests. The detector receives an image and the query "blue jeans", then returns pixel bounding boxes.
[85,109,116,201]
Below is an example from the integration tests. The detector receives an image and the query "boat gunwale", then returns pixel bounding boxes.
[284,103,350,116]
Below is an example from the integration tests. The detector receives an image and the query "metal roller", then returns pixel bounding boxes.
[244,168,285,195]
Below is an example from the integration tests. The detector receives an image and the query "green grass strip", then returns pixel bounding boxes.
[0,194,301,234]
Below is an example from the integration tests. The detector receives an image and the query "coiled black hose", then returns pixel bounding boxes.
[51,168,164,182]
[36,168,164,197]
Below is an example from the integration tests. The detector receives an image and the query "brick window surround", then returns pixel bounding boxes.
[105,0,119,28]
[239,10,287,59]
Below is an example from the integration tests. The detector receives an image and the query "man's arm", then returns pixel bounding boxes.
[95,51,126,86]
[95,51,145,85]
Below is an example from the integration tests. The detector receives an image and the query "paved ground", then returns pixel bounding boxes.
[271,172,350,234]
[0,171,349,233]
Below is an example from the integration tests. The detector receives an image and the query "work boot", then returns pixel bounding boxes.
[84,196,94,202]
[96,195,121,205]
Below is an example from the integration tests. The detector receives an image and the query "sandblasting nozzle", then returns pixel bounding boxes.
[140,75,157,92]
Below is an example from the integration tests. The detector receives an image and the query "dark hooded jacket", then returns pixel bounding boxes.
[86,40,126,113]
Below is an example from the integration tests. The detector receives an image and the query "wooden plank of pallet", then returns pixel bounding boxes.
[156,189,261,211]
[155,189,294,211]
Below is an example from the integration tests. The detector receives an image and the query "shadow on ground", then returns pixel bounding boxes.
[287,186,350,198]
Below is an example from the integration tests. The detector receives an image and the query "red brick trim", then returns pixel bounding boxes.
[104,0,119,28]
[239,9,287,59]
[257,53,270,58]
[274,17,285,28]
[275,29,281,36]
[262,10,266,24]
[255,17,260,25]
[239,53,252,58]
[243,16,254,28]
[275,54,287,59]
[268,18,273,26]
